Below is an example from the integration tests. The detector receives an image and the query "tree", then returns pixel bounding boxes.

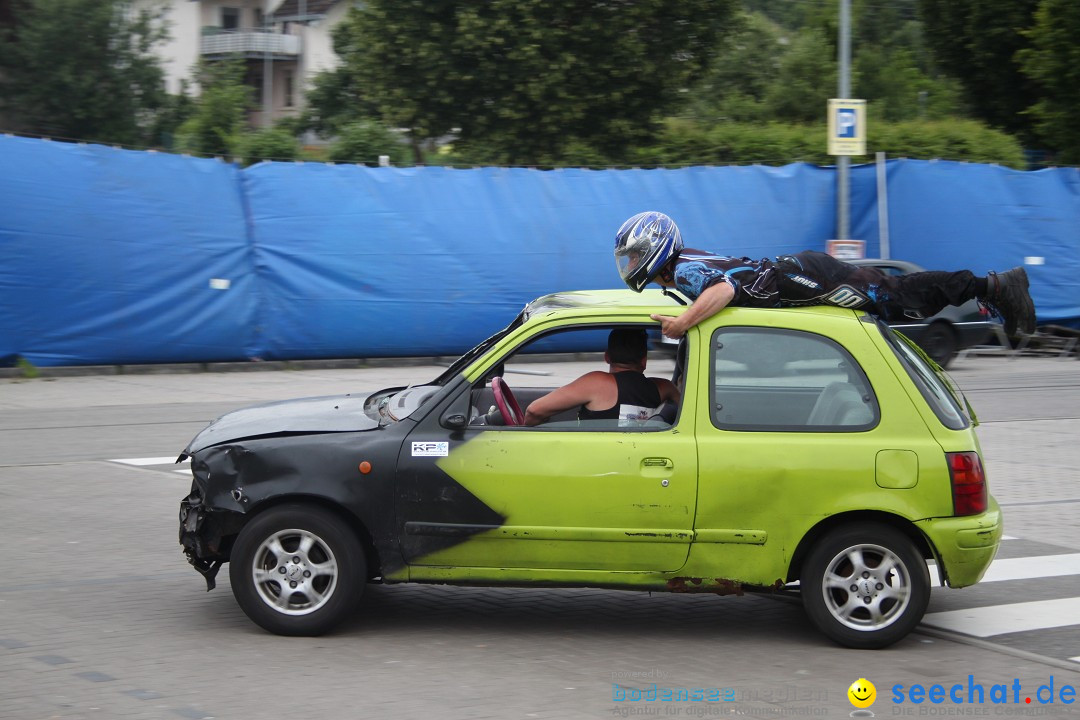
[148,79,196,150]
[918,0,1040,138]
[683,11,785,124]
[235,126,301,166]
[630,117,1024,168]
[762,29,836,124]
[686,2,965,128]
[320,0,737,165]
[301,62,376,138]
[850,1,965,122]
[174,59,253,158]
[328,121,409,166]
[0,0,169,145]
[1018,0,1080,164]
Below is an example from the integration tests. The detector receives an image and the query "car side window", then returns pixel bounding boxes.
[469,324,681,431]
[710,327,878,431]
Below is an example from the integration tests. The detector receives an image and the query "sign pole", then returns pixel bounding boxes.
[837,0,851,240]
[876,151,890,259]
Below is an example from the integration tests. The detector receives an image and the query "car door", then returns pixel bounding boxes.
[689,319,944,586]
[395,325,699,574]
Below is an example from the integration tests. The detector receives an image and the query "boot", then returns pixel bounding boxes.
[985,267,1036,336]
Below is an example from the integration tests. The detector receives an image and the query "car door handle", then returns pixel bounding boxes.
[640,458,674,479]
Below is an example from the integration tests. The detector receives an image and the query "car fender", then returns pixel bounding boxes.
[783,510,936,584]
[188,429,408,574]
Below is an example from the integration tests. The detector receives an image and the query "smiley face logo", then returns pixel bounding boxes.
[847,678,876,709]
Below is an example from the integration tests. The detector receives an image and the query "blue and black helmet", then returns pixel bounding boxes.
[614,211,683,292]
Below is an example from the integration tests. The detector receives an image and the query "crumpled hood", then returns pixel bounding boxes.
[183,394,379,455]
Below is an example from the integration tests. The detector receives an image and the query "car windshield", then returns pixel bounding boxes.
[878,320,972,430]
[365,310,527,426]
[431,311,526,386]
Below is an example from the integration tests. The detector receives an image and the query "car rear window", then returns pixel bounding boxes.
[709,327,879,432]
[879,322,969,430]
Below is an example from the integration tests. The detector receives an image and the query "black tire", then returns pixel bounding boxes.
[921,322,957,368]
[801,522,929,649]
[229,504,366,636]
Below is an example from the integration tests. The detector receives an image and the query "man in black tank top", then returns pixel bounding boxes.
[523,329,680,427]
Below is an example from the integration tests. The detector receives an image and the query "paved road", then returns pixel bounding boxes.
[2,355,1079,719]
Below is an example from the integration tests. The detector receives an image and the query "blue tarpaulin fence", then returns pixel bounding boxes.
[1,134,1077,366]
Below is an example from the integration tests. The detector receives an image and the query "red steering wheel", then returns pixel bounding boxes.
[491,377,524,426]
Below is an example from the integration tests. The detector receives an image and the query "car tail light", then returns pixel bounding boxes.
[947,451,987,516]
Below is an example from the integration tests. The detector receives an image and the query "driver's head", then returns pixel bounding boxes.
[607,328,648,367]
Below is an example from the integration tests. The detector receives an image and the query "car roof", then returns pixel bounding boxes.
[524,289,677,318]
[522,289,865,323]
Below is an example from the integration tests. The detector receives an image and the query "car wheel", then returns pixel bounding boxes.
[229,504,365,636]
[921,321,956,368]
[801,523,929,649]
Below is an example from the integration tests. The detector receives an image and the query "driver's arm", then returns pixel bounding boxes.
[654,377,681,405]
[524,372,606,426]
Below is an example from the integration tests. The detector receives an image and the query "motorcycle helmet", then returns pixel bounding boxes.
[614,211,683,292]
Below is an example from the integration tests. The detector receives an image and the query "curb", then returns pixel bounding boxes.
[0,356,454,380]
[0,352,606,380]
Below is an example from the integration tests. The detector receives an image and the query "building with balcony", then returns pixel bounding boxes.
[145,0,351,127]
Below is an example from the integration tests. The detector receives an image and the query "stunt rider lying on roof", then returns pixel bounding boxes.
[613,211,1037,341]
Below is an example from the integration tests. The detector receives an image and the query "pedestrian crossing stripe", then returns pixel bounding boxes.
[983,553,1080,582]
[923,597,1080,638]
[929,553,1080,585]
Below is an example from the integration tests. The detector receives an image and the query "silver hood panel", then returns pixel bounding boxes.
[183,394,379,455]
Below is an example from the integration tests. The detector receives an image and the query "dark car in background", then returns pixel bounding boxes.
[848,259,995,367]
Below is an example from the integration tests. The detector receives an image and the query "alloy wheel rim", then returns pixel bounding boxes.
[251,529,339,616]
[820,542,911,631]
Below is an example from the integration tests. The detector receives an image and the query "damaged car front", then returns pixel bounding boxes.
[176,314,524,634]
[179,392,395,589]
[176,384,457,634]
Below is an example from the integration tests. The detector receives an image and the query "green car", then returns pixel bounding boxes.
[178,290,1002,649]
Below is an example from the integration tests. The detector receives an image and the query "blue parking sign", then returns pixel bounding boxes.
[827,99,866,155]
[837,108,857,138]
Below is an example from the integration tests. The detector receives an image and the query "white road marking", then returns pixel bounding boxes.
[923,597,1080,637]
[982,553,1080,582]
[110,456,191,476]
[110,456,188,466]
[929,553,1080,585]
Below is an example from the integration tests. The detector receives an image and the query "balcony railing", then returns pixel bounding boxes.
[200,30,301,57]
